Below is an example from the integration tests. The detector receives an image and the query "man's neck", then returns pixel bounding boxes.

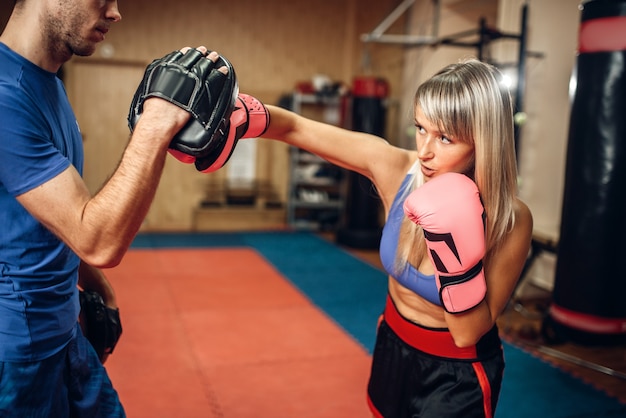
[1,16,66,73]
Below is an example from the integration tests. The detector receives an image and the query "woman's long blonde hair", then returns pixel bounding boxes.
[397,59,518,270]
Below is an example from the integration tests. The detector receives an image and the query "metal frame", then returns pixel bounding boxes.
[361,0,440,46]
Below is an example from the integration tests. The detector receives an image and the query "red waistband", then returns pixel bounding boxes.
[383,295,479,360]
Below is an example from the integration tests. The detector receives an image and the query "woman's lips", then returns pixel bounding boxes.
[421,165,435,178]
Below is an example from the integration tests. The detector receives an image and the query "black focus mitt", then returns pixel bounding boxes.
[127,48,238,163]
[79,289,123,363]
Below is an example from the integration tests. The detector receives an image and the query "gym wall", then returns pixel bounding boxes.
[0,0,582,236]
[0,0,405,231]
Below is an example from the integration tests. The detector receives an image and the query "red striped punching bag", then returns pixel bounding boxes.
[545,0,626,345]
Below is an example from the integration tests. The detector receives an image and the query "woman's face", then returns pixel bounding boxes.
[414,106,475,181]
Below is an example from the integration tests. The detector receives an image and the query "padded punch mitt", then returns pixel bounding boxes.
[127,48,239,163]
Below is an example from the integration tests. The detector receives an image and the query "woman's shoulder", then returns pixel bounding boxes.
[513,197,533,229]
[372,146,416,171]
[510,196,533,245]
[371,150,418,208]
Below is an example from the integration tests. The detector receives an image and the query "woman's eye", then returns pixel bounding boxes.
[416,125,426,134]
[440,135,451,144]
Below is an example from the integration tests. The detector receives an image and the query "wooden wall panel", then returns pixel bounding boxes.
[77,0,405,110]
[0,6,10,30]
[1,0,406,231]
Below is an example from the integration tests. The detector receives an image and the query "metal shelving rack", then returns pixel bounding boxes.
[287,92,347,230]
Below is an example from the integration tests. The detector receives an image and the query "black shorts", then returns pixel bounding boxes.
[367,296,504,418]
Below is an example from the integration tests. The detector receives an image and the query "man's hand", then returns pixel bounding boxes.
[128,46,238,161]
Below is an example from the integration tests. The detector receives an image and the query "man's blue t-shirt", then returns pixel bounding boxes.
[0,42,83,361]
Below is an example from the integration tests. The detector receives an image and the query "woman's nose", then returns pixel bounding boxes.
[417,137,433,160]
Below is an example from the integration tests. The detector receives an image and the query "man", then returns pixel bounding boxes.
[0,1,227,416]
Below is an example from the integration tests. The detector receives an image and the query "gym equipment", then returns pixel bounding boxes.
[545,0,626,346]
[336,77,387,249]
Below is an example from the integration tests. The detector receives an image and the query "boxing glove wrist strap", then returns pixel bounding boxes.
[238,94,270,138]
[438,261,486,314]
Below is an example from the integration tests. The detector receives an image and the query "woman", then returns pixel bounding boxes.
[256,58,533,417]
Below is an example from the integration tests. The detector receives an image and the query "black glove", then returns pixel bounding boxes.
[79,289,123,363]
[127,47,239,161]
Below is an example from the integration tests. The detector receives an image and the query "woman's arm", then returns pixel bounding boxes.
[262,105,414,209]
[445,198,533,346]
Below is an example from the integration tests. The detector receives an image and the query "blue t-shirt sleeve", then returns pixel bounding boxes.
[0,85,70,196]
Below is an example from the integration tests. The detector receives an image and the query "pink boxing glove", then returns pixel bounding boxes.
[403,172,487,314]
[234,93,271,139]
[192,93,270,173]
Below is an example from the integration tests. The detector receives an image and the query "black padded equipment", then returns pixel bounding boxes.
[128,48,238,159]
[547,0,626,345]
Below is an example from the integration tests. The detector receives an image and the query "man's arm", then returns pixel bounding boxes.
[16,48,226,268]
[78,260,123,364]
[16,98,188,267]
[78,260,118,309]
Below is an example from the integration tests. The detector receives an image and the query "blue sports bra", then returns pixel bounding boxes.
[379,171,441,306]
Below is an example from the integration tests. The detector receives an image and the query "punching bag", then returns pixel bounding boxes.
[336,77,388,249]
[546,0,626,345]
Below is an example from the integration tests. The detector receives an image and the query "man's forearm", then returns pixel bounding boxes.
[79,114,174,267]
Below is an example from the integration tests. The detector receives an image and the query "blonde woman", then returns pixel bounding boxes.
[235,59,533,417]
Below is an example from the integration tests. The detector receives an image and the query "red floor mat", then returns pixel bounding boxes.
[104,248,373,418]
